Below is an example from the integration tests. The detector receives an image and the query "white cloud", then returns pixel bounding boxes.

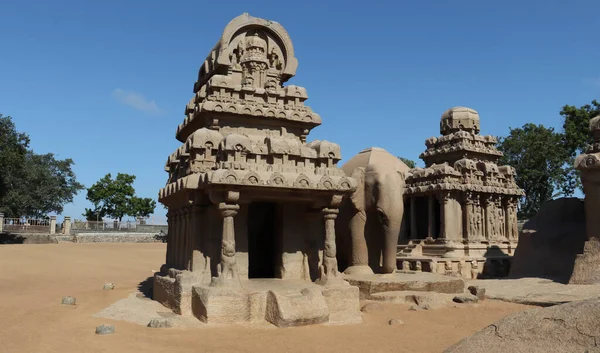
[112,88,163,115]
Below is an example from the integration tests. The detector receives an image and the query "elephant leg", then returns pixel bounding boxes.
[366,212,384,273]
[344,210,373,275]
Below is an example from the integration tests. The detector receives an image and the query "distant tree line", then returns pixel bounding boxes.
[497,99,599,218]
[0,114,84,218]
[0,114,156,220]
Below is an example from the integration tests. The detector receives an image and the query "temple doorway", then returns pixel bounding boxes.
[247,201,279,278]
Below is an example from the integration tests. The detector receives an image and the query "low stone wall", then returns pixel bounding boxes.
[70,232,166,243]
[0,232,58,244]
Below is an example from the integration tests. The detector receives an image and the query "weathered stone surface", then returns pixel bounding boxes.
[95,324,115,335]
[468,278,600,307]
[265,288,329,328]
[467,286,485,300]
[388,318,404,326]
[103,283,115,290]
[509,198,586,283]
[192,285,249,324]
[321,285,362,325]
[147,318,172,328]
[445,298,600,353]
[408,305,418,311]
[345,272,465,299]
[73,233,164,243]
[370,290,454,308]
[360,302,384,313]
[61,296,76,305]
[452,294,479,304]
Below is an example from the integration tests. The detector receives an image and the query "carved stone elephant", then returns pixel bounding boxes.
[336,147,409,274]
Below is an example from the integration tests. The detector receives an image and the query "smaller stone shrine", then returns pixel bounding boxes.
[398,107,524,278]
[153,13,361,327]
[570,115,600,284]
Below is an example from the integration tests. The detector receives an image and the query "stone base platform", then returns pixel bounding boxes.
[153,270,362,328]
[396,256,512,279]
[344,272,466,300]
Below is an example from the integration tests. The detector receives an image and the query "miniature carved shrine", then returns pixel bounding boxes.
[398,107,524,278]
[570,115,600,284]
[153,13,361,327]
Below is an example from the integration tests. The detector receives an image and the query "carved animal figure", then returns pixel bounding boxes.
[336,147,409,274]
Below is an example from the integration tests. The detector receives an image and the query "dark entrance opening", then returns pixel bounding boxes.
[247,202,278,278]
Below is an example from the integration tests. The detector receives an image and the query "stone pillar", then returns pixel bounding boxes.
[180,208,190,270]
[50,216,57,235]
[427,194,436,238]
[190,205,203,272]
[171,211,180,267]
[439,194,447,239]
[317,206,344,285]
[214,202,240,287]
[464,195,472,240]
[483,197,492,241]
[165,211,173,267]
[63,216,71,235]
[410,197,418,239]
[0,213,4,233]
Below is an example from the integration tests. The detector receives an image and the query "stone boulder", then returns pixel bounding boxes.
[509,198,586,283]
[445,298,600,353]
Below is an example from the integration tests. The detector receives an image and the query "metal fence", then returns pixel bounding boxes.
[72,220,138,232]
[3,218,51,233]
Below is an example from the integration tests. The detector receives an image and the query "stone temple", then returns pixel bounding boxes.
[397,107,524,278]
[153,13,361,327]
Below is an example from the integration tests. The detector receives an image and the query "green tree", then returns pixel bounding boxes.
[85,173,156,221]
[559,100,600,195]
[498,124,568,218]
[0,115,84,217]
[398,157,417,169]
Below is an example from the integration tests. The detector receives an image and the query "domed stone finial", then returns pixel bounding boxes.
[440,107,480,136]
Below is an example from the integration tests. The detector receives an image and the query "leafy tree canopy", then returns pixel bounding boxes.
[498,123,568,218]
[0,115,84,218]
[398,157,417,169]
[85,173,156,221]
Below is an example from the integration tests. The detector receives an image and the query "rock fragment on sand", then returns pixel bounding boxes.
[453,294,479,304]
[61,296,76,305]
[147,318,172,328]
[103,283,115,290]
[468,286,486,300]
[388,318,404,326]
[95,324,115,335]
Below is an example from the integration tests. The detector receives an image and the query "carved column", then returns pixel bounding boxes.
[190,205,203,272]
[214,202,240,287]
[410,197,418,239]
[464,193,472,240]
[427,194,436,239]
[483,196,492,241]
[165,211,173,266]
[181,207,191,270]
[439,192,449,239]
[173,210,181,268]
[318,207,344,285]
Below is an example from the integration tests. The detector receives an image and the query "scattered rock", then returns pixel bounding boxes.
[95,324,115,335]
[103,283,115,290]
[147,318,172,328]
[388,318,404,326]
[408,305,418,311]
[453,294,479,304]
[468,286,486,300]
[419,303,431,310]
[361,302,384,313]
[61,296,76,305]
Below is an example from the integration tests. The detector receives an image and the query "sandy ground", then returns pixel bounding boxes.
[0,243,531,353]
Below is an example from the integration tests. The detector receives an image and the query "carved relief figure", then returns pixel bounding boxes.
[402,261,410,271]
[415,261,422,272]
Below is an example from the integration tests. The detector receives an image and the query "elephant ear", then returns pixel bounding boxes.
[397,170,407,184]
[349,167,366,211]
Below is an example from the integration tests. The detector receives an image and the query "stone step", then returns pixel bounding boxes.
[345,272,466,300]
[369,290,455,308]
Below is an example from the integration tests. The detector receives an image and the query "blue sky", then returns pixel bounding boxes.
[1,0,598,222]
